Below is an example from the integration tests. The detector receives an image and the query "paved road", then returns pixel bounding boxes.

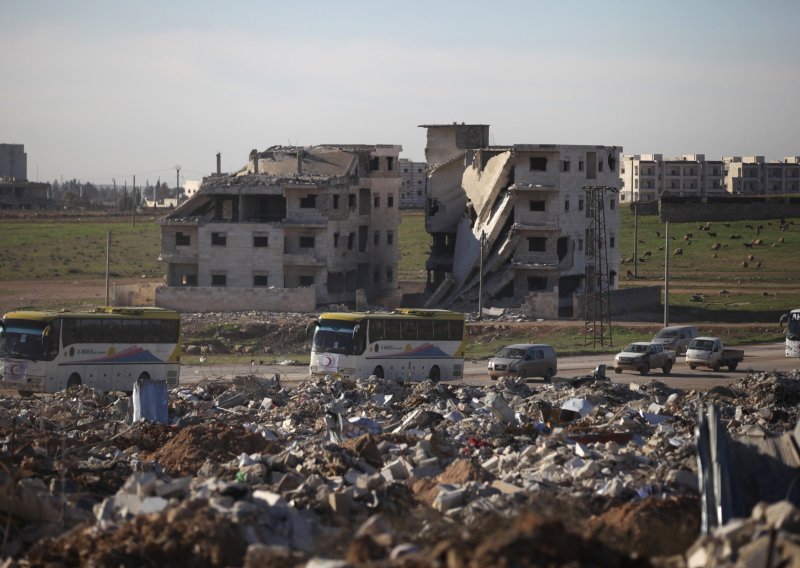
[182,342,797,391]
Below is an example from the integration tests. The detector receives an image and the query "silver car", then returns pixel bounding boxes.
[652,325,699,356]
[488,343,557,382]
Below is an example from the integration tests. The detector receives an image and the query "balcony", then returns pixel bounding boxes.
[283,253,325,267]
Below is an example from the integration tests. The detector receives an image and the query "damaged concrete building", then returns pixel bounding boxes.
[157,145,402,312]
[421,124,621,318]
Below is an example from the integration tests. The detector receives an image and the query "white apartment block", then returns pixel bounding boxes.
[422,123,621,318]
[157,144,402,313]
[398,158,426,208]
[621,153,800,202]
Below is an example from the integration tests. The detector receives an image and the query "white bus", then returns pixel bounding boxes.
[0,306,181,393]
[308,308,465,382]
[779,309,800,357]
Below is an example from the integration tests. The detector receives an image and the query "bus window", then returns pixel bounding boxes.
[62,318,79,346]
[162,319,180,342]
[142,319,162,343]
[401,320,417,341]
[123,319,143,343]
[418,320,433,341]
[370,319,385,342]
[105,319,123,343]
[385,319,401,340]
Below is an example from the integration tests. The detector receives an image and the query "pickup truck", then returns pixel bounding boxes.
[685,337,744,371]
[613,342,676,375]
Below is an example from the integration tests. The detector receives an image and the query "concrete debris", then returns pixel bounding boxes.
[2,369,800,565]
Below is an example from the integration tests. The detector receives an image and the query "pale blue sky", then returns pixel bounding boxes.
[2,0,798,185]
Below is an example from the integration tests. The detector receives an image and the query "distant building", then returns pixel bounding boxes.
[184,180,201,199]
[620,153,800,202]
[421,123,621,318]
[0,144,27,180]
[398,158,426,208]
[0,180,52,210]
[157,144,402,313]
[0,143,54,209]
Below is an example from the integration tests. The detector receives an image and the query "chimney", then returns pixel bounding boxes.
[216,152,221,175]
[297,148,303,175]
[249,149,259,174]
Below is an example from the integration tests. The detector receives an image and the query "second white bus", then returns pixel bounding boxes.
[308,308,465,382]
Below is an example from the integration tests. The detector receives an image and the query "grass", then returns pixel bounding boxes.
[398,210,429,281]
[0,216,162,281]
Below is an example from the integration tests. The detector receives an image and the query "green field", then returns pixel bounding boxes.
[0,216,163,280]
[1,209,798,321]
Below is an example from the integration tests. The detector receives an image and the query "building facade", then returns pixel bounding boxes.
[157,144,402,313]
[620,154,800,202]
[421,123,621,318]
[0,144,27,180]
[0,180,51,210]
[398,158,426,208]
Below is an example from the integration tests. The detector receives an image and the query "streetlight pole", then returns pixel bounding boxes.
[664,220,670,326]
[478,231,485,320]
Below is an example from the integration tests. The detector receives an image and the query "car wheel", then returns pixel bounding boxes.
[543,369,553,383]
[689,364,696,370]
[712,362,721,372]
[614,368,622,374]
[662,362,672,375]
[728,361,738,371]
[640,362,650,375]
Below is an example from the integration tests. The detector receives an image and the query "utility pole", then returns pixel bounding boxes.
[633,202,639,278]
[175,165,181,198]
[105,231,111,305]
[664,220,670,326]
[132,175,136,227]
[477,231,485,320]
[112,178,117,215]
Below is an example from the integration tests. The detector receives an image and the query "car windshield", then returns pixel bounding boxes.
[623,344,648,354]
[655,330,678,338]
[689,339,714,351]
[495,347,527,359]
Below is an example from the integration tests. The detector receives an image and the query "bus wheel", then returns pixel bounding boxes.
[372,366,384,379]
[138,372,151,382]
[429,366,441,383]
[67,373,82,389]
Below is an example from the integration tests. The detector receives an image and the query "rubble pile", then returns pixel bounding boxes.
[1,370,799,566]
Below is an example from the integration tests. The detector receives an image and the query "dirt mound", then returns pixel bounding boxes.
[585,495,701,557]
[24,498,247,568]
[147,423,275,476]
[459,512,646,568]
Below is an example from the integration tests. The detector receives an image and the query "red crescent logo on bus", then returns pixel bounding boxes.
[321,355,332,366]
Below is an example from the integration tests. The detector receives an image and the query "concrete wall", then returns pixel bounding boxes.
[155,285,316,313]
[660,195,800,222]
[574,285,661,317]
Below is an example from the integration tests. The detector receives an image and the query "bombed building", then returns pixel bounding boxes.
[421,124,621,318]
[156,145,402,312]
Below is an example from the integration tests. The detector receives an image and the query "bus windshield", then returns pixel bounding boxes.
[0,319,57,361]
[787,313,800,341]
[312,319,364,355]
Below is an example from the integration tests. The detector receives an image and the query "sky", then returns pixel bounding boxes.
[2,0,799,186]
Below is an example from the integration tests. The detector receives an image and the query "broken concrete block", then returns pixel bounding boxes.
[433,486,465,513]
[491,480,524,494]
[328,492,352,515]
[154,476,192,498]
[484,392,516,424]
[121,471,158,497]
[252,490,286,508]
